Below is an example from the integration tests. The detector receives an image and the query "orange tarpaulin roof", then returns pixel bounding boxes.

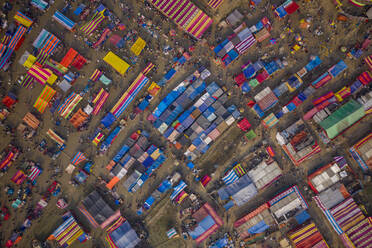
[106,176,120,190]
[60,48,78,67]
[69,108,88,128]
[23,112,40,129]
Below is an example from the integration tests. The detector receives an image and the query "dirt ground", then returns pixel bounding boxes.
[0,0,371,247]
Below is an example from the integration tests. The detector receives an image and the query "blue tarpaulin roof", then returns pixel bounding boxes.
[101,126,121,148]
[223,200,235,211]
[218,174,253,200]
[243,65,256,79]
[164,69,176,80]
[144,196,155,209]
[295,210,310,224]
[210,237,229,248]
[227,49,239,61]
[189,215,216,240]
[158,180,171,193]
[101,112,116,128]
[109,221,140,248]
[247,220,269,234]
[187,162,194,169]
[138,99,149,111]
[305,56,322,71]
[275,6,287,18]
[74,4,85,15]
[113,145,130,162]
[329,60,347,77]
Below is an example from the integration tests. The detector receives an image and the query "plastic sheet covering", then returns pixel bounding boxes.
[218,174,254,200]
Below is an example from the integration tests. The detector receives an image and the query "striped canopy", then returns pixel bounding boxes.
[46,129,65,146]
[14,11,34,27]
[208,0,224,9]
[90,69,103,81]
[34,85,56,113]
[58,92,83,119]
[92,88,109,115]
[80,11,106,35]
[148,0,213,39]
[71,151,87,165]
[48,216,86,247]
[222,170,239,185]
[39,33,60,55]
[53,11,76,31]
[28,165,42,181]
[110,63,154,118]
[27,64,52,85]
[170,180,187,200]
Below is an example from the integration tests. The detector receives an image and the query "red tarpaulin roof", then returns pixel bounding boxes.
[358,71,372,85]
[2,96,17,109]
[60,48,78,67]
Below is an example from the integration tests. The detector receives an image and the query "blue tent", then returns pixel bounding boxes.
[210,237,228,248]
[186,162,194,169]
[113,145,130,162]
[223,200,235,211]
[243,65,256,79]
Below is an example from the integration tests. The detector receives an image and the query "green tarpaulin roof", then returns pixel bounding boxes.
[245,130,257,140]
[319,100,365,139]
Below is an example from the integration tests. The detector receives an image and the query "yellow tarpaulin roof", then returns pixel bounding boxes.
[103,51,130,76]
[23,54,36,69]
[130,37,146,56]
[47,73,58,85]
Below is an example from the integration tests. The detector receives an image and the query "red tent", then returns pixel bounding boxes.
[2,94,17,109]
[234,73,246,86]
[284,1,299,14]
[71,54,87,70]
[237,118,251,131]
